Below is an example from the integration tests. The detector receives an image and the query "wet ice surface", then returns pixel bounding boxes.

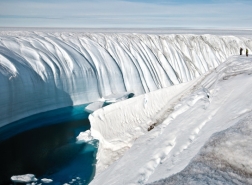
[0,104,97,185]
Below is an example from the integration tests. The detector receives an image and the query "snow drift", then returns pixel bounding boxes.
[0,31,252,126]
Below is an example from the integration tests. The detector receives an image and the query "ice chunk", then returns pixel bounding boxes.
[76,130,93,143]
[41,178,53,183]
[11,174,37,183]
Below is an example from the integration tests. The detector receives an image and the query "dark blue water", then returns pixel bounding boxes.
[0,104,98,185]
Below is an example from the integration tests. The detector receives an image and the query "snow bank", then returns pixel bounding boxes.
[90,56,252,184]
[1,32,251,126]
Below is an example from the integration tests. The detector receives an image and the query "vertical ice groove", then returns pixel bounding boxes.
[131,39,158,91]
[0,32,252,127]
[116,39,146,93]
[104,36,142,92]
[96,37,127,92]
[139,40,164,88]
[137,36,161,85]
[144,43,173,87]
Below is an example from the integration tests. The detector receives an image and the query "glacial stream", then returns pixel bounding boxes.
[0,104,97,185]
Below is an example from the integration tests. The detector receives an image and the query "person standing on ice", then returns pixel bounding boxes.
[246,48,249,57]
[240,47,243,55]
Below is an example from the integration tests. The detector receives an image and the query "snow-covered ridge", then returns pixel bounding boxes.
[90,56,252,185]
[0,31,251,126]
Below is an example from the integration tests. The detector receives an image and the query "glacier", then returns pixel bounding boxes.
[0,31,251,127]
[1,30,252,184]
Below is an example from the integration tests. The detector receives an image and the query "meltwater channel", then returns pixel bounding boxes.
[0,104,98,185]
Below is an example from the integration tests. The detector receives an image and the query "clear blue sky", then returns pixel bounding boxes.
[0,0,251,28]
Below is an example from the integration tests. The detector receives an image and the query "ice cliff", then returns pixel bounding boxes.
[0,31,251,127]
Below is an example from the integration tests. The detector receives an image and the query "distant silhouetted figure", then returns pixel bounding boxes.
[246,48,249,57]
[240,47,243,55]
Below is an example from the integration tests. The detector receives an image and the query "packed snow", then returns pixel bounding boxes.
[89,56,252,184]
[0,31,251,127]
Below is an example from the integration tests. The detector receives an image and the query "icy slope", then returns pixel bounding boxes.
[149,113,252,185]
[89,56,252,185]
[0,31,251,126]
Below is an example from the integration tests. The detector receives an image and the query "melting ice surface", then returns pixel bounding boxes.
[0,104,97,185]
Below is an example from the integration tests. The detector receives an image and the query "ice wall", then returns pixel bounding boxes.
[0,31,251,126]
